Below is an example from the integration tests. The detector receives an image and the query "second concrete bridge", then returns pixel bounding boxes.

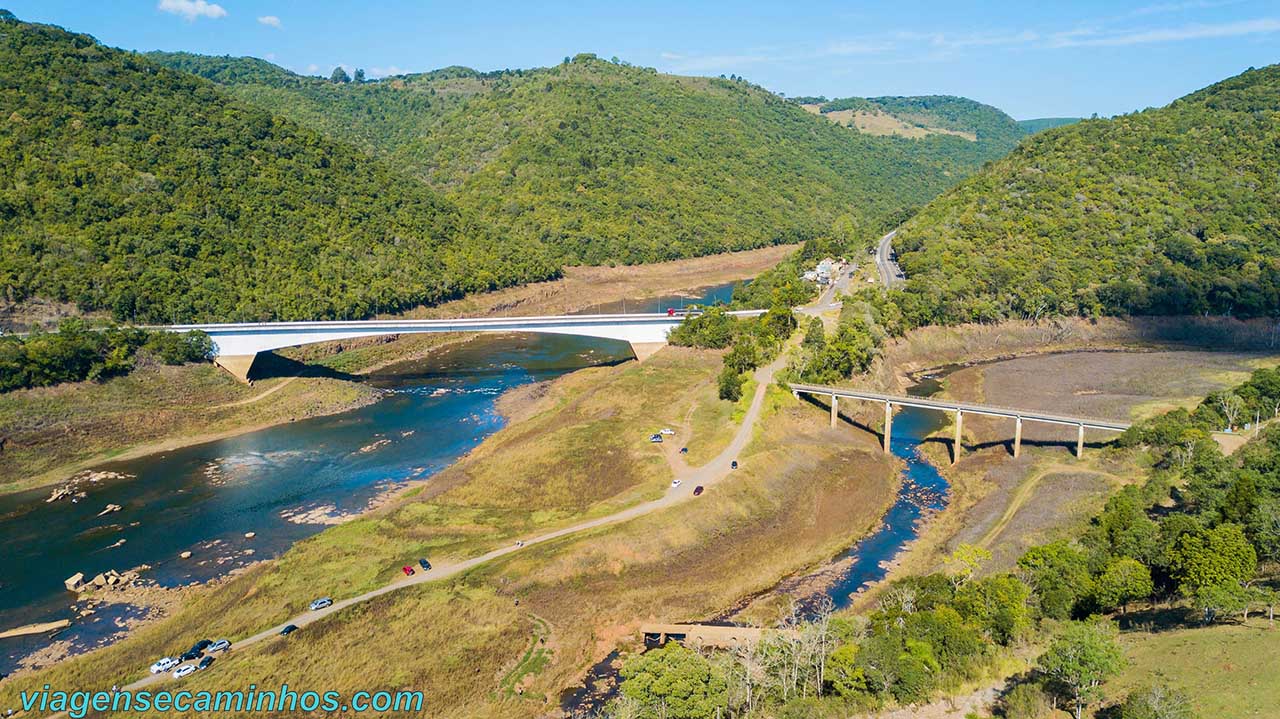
[789,383,1132,461]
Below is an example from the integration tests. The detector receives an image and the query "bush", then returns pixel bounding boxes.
[1000,682,1054,719]
[718,367,744,402]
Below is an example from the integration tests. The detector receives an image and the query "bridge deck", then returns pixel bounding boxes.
[789,383,1131,431]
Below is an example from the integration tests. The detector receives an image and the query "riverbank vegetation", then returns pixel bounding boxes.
[0,320,212,392]
[601,367,1280,718]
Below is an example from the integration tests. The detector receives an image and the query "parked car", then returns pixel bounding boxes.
[680,447,688,455]
[402,565,415,576]
[173,664,196,679]
[418,558,432,571]
[659,428,675,436]
[671,479,681,488]
[197,655,215,671]
[693,486,704,496]
[309,597,333,611]
[179,649,202,663]
[731,460,738,470]
[150,657,179,674]
[279,624,298,636]
[206,639,231,654]
[649,434,663,443]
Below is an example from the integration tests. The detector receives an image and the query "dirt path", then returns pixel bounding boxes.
[973,462,1116,549]
[95,352,787,702]
[210,375,300,408]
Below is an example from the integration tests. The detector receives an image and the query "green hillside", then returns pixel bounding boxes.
[1016,116,1082,134]
[0,13,556,324]
[816,94,1025,147]
[150,52,1017,265]
[888,64,1280,327]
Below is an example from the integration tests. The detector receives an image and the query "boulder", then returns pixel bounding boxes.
[91,573,107,588]
[243,532,256,539]
[179,551,192,559]
[64,572,85,592]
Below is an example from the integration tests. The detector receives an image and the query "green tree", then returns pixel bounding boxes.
[1168,523,1257,596]
[618,643,728,719]
[718,366,744,402]
[1092,557,1154,614]
[353,68,366,83]
[802,317,825,350]
[1037,619,1126,719]
[330,65,351,83]
[1018,541,1094,619]
[1119,684,1196,719]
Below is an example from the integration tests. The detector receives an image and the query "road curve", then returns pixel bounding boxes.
[876,229,904,288]
[102,351,788,699]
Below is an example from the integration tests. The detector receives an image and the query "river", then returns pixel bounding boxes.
[560,368,954,715]
[0,283,737,675]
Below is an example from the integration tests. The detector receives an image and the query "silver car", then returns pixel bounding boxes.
[309,597,333,611]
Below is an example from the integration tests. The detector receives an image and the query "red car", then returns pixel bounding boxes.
[401,565,415,577]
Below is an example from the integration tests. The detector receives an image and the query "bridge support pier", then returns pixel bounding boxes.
[1076,424,1085,458]
[830,394,839,428]
[213,354,258,383]
[952,410,963,465]
[1013,417,1023,458]
[883,401,893,453]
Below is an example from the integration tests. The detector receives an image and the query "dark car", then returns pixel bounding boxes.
[197,655,215,670]
[680,447,688,455]
[731,460,738,470]
[693,486,704,496]
[418,558,432,571]
[193,639,213,651]
[179,649,202,663]
[279,624,298,636]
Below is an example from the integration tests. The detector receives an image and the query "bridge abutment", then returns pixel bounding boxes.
[213,353,259,383]
[952,410,963,464]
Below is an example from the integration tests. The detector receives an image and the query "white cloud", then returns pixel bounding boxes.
[820,40,895,56]
[659,52,685,60]
[257,15,282,29]
[370,66,405,78]
[1049,17,1280,47]
[157,0,226,22]
[305,63,320,74]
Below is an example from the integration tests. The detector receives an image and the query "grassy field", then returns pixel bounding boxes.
[1105,621,1280,717]
[0,351,902,717]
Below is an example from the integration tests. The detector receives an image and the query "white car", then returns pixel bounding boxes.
[150,657,179,674]
[206,639,231,653]
[659,428,675,436]
[649,434,663,443]
[671,479,681,488]
[173,664,196,679]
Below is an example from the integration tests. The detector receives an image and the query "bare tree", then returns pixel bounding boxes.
[1217,392,1246,430]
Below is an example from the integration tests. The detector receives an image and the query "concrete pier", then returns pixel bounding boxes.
[883,401,893,452]
[830,394,839,428]
[952,410,964,464]
[1076,424,1085,458]
[1014,417,1023,458]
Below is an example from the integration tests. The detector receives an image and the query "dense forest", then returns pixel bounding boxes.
[149,51,1016,267]
[0,13,558,324]
[889,64,1280,328]
[1016,117,1082,134]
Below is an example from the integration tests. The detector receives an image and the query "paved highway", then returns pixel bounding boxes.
[876,229,904,288]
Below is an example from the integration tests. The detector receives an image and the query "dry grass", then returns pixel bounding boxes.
[0,351,903,718]
[797,104,976,140]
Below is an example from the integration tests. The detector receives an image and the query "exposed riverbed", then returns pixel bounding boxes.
[0,284,736,675]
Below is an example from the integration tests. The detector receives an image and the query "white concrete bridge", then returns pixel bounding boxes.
[168,311,765,381]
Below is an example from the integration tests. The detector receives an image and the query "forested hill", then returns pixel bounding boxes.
[0,13,557,323]
[804,94,1024,148]
[148,52,1012,266]
[886,64,1280,327]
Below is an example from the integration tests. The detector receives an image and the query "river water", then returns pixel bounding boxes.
[0,284,736,675]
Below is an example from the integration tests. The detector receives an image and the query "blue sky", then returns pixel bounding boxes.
[6,0,1279,118]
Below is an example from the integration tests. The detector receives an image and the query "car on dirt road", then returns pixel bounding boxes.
[418,558,432,571]
[693,486,704,496]
[309,597,333,611]
[207,639,231,653]
[279,624,298,636]
[402,565,415,576]
[173,664,196,679]
[150,657,179,674]
[671,479,681,488]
